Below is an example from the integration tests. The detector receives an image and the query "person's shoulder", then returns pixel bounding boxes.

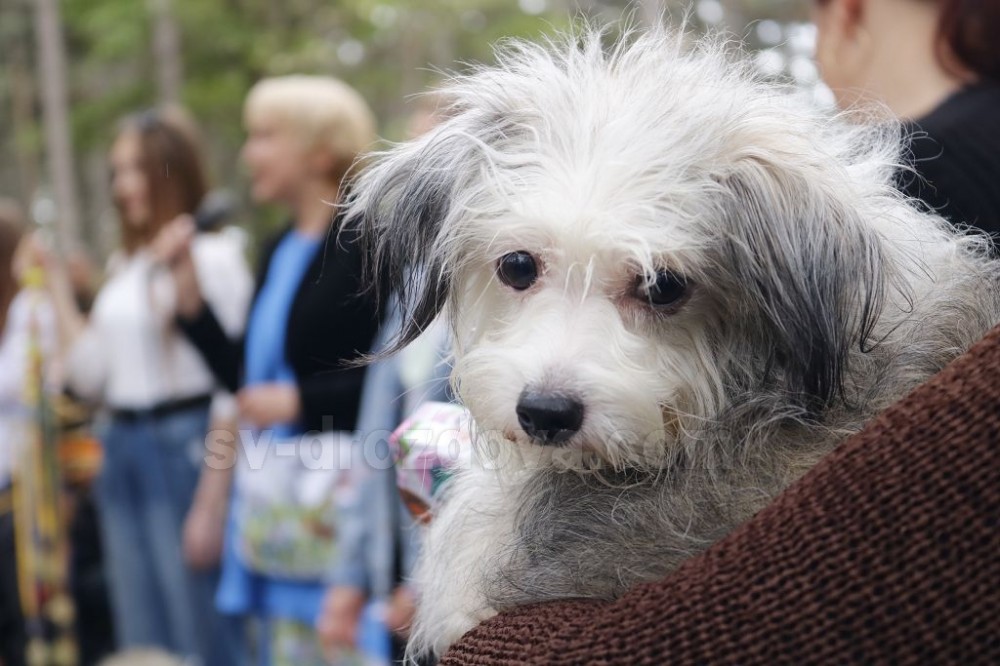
[103,249,130,276]
[329,209,366,259]
[902,84,1000,174]
[257,223,296,263]
[191,226,250,262]
[913,84,1000,141]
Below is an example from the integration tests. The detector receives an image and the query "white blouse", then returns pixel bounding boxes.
[66,230,253,412]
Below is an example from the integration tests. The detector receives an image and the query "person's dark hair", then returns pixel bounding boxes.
[0,199,25,334]
[937,0,1000,82]
[114,107,209,253]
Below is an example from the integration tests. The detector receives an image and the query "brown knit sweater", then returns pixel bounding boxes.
[442,325,1000,665]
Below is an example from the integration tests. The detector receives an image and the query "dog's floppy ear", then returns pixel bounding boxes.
[718,158,886,413]
[344,120,481,356]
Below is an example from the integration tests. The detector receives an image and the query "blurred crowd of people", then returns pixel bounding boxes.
[1,74,449,666]
[0,1,997,665]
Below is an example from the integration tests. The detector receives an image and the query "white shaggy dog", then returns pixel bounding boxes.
[346,26,1000,657]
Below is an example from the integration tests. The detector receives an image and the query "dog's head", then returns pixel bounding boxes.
[348,28,902,470]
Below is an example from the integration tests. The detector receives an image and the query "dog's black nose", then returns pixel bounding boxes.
[516,391,584,444]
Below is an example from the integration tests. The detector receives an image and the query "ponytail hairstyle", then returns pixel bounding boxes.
[936,0,1000,81]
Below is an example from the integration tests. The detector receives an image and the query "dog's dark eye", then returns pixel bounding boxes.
[496,251,538,291]
[636,270,688,309]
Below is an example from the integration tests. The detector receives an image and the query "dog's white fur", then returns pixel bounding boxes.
[346,26,1000,657]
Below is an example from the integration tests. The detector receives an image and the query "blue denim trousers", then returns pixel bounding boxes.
[96,406,242,666]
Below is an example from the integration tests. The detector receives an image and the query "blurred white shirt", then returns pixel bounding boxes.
[66,230,252,415]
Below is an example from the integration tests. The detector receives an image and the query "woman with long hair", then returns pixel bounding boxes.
[47,108,250,665]
[813,0,1000,235]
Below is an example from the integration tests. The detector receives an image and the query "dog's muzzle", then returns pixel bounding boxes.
[515,390,585,445]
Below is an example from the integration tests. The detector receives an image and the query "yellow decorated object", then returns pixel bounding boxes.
[11,277,80,666]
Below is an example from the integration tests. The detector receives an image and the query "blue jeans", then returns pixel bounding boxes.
[96,407,242,666]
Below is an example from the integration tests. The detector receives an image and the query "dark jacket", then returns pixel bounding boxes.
[901,83,1000,238]
[177,219,379,432]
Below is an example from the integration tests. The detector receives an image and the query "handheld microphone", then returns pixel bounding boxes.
[192,190,235,232]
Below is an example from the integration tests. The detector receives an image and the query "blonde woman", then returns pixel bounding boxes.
[158,76,381,665]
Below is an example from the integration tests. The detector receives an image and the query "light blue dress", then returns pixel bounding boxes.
[215,231,328,656]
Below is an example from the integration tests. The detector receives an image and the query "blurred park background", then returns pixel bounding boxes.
[0,0,815,260]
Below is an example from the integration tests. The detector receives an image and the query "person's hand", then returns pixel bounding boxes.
[182,492,226,570]
[18,233,89,346]
[150,215,203,318]
[317,586,367,654]
[13,232,55,284]
[385,585,417,638]
[149,214,196,267]
[237,383,301,428]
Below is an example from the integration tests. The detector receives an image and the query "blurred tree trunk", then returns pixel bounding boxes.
[3,4,40,209]
[34,0,81,249]
[149,0,183,104]
[390,9,427,123]
[9,54,39,204]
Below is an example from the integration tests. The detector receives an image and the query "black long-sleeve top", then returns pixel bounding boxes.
[177,219,380,432]
[901,83,1000,238]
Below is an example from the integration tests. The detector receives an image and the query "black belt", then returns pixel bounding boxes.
[110,394,213,423]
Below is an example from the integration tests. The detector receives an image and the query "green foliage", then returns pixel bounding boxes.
[48,0,578,248]
[0,0,799,253]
